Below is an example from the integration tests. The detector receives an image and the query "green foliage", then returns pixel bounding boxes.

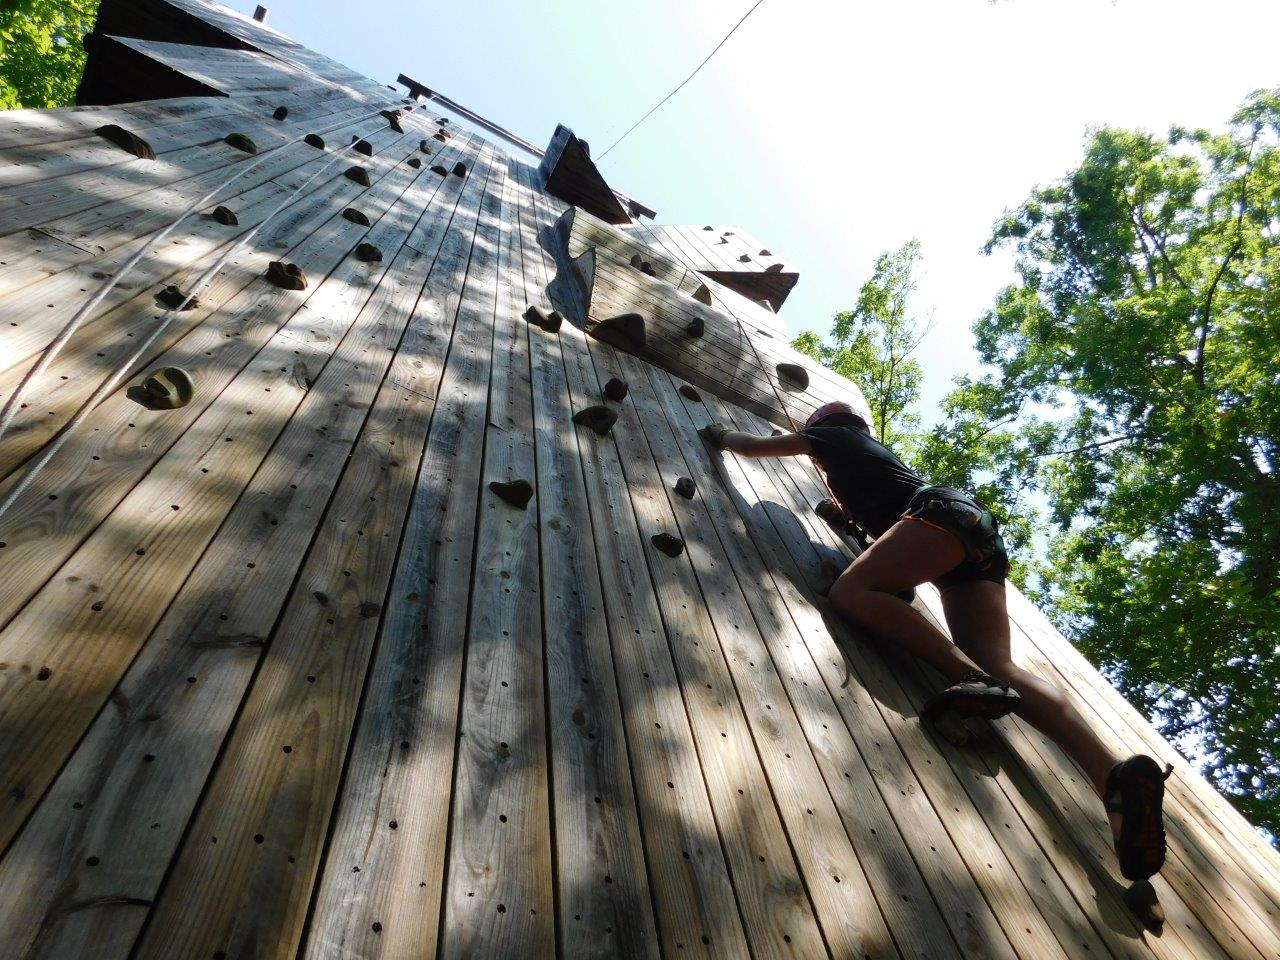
[0,0,98,110]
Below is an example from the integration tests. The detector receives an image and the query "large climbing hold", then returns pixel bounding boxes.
[489,479,534,510]
[776,362,809,392]
[381,109,404,132]
[224,133,258,154]
[352,138,374,156]
[355,243,382,263]
[95,124,155,160]
[692,283,713,306]
[419,139,433,153]
[304,133,326,149]
[452,161,467,177]
[603,377,628,402]
[651,533,685,558]
[345,165,371,187]
[593,312,646,351]
[266,261,308,290]
[430,163,448,176]
[129,366,194,410]
[678,384,702,402]
[765,262,785,273]
[211,205,239,226]
[342,207,371,226]
[573,405,618,436]
[674,477,695,499]
[523,305,563,333]
[156,285,199,311]
[407,157,422,169]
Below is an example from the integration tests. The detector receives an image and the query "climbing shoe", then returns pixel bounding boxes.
[1105,754,1173,881]
[922,670,1020,746]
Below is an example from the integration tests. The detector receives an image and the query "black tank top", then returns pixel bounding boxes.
[800,426,925,537]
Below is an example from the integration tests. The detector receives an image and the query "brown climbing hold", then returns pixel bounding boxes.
[765,262,784,273]
[523,305,562,333]
[430,164,448,175]
[602,377,628,402]
[128,366,194,410]
[345,165,371,186]
[356,243,382,263]
[304,133,325,149]
[381,109,404,132]
[489,479,534,510]
[419,139,433,153]
[352,138,374,156]
[678,384,702,402]
[593,312,646,351]
[776,363,809,392]
[224,133,258,154]
[759,248,772,256]
[686,316,705,338]
[651,533,685,558]
[156,285,199,311]
[738,253,751,263]
[211,205,238,226]
[674,477,695,499]
[407,157,421,168]
[273,105,289,121]
[342,207,371,226]
[266,260,307,290]
[692,284,713,306]
[452,161,467,177]
[433,130,448,142]
[95,124,155,160]
[573,405,618,435]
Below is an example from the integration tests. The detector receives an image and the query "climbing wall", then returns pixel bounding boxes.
[1,2,1279,959]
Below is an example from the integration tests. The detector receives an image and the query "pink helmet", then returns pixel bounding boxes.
[805,401,855,429]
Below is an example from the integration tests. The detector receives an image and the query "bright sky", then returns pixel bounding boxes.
[241,0,1280,417]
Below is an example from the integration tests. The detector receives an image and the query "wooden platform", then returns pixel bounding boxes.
[1,2,1279,958]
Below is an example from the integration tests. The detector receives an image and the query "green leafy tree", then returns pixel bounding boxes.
[793,240,926,447]
[0,0,98,110]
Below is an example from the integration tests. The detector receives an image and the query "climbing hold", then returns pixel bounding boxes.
[678,384,702,402]
[776,363,809,392]
[342,207,371,226]
[407,157,422,168]
[759,248,772,256]
[94,124,155,160]
[593,313,646,351]
[738,253,751,263]
[266,260,307,290]
[641,262,657,276]
[523,305,563,333]
[345,165,371,186]
[723,231,735,236]
[352,138,374,156]
[572,405,618,435]
[765,262,784,273]
[224,133,258,154]
[356,242,382,263]
[304,133,326,149]
[629,253,643,268]
[674,477,695,499]
[211,205,238,226]
[381,109,404,132]
[156,285,199,311]
[419,139,433,153]
[717,237,728,244]
[692,284,713,306]
[433,130,448,142]
[651,533,685,558]
[129,366,194,410]
[489,479,534,510]
[686,316,705,338]
[273,105,289,121]
[452,161,467,177]
[702,225,714,230]
[602,377,628,402]
[1123,880,1165,933]
[430,163,448,175]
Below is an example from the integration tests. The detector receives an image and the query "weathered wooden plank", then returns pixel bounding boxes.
[0,138,482,960]
[510,160,662,960]
[0,144,437,848]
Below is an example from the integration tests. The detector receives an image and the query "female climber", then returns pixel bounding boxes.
[699,400,1171,882]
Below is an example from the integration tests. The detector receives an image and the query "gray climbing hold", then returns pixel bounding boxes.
[452,161,467,177]
[211,205,238,226]
[266,261,307,290]
[489,479,534,510]
[651,533,684,558]
[407,157,422,168]
[692,284,713,306]
[345,165,371,186]
[678,384,702,402]
[603,377,628,402]
[573,405,618,435]
[352,138,374,156]
[593,313,646,351]
[356,242,382,263]
[129,366,194,410]
[674,477,695,499]
[381,109,404,132]
[776,363,809,392]
[686,316,705,338]
[273,105,289,121]
[702,225,714,230]
[95,124,155,160]
[225,133,258,154]
[156,285,199,311]
[305,133,325,149]
[523,305,563,333]
[342,207,371,226]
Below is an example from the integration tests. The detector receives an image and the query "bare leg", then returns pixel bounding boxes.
[940,580,1120,797]
[828,520,979,682]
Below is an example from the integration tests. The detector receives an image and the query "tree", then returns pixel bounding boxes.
[792,240,927,447]
[0,0,98,110]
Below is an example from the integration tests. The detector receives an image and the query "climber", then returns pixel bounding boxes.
[699,401,1171,882]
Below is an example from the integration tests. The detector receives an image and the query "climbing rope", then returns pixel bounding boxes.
[0,101,408,454]
[0,106,421,527]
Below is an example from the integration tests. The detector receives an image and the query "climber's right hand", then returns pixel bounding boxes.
[699,422,731,450]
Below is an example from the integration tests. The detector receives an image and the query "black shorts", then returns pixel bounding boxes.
[900,485,1009,590]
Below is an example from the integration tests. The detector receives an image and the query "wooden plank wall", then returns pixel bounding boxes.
[1,4,1278,958]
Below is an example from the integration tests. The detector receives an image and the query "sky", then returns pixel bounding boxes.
[238,0,1280,418]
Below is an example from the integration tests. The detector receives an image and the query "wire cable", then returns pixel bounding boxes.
[596,0,767,161]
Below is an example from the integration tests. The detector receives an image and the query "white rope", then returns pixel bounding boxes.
[0,108,418,526]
